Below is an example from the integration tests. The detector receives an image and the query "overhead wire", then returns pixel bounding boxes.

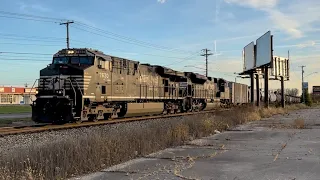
[72,25,186,53]
[0,10,197,56]
[0,52,53,55]
[0,10,245,80]
[0,42,63,46]
[0,32,65,40]
[74,22,196,54]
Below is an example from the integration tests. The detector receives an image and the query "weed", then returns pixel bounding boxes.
[293,119,305,129]
[0,104,308,180]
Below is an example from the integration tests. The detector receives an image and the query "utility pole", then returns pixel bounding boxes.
[300,65,306,103]
[60,20,74,49]
[201,48,213,77]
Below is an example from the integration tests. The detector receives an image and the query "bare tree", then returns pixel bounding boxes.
[285,88,299,96]
[274,88,299,96]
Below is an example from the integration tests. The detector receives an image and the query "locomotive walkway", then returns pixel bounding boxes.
[75,107,320,180]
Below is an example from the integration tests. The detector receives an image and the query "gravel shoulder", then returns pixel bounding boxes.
[73,107,320,180]
[0,113,31,119]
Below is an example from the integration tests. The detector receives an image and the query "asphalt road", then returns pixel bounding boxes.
[0,113,31,119]
[74,107,320,180]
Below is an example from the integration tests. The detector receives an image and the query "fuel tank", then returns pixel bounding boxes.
[203,102,221,110]
[124,102,164,117]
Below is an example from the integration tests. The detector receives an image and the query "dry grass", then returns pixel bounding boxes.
[0,104,308,180]
[292,118,305,129]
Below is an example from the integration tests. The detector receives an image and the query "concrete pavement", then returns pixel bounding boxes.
[74,108,320,180]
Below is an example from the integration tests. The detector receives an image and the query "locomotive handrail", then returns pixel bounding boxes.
[28,79,39,104]
[66,78,77,106]
[70,78,83,96]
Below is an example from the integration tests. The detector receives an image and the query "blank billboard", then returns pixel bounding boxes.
[243,41,255,72]
[256,31,272,68]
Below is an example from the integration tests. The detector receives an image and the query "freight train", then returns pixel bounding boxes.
[30,48,299,124]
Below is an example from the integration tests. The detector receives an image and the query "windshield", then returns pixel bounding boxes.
[53,56,94,65]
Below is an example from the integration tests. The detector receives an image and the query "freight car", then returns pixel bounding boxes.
[251,90,301,105]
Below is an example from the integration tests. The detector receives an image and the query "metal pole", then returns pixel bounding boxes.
[264,66,269,108]
[281,76,285,108]
[256,74,260,107]
[250,72,254,104]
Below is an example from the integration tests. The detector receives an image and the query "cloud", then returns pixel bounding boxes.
[17,2,51,13]
[223,0,320,39]
[157,0,166,4]
[275,41,317,49]
[265,9,303,39]
[225,0,278,9]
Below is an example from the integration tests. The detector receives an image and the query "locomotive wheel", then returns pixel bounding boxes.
[75,118,82,124]
[88,115,98,122]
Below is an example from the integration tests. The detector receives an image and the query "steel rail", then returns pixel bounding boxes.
[0,109,229,137]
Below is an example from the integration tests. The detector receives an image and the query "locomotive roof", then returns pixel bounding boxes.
[53,48,211,78]
[54,48,140,63]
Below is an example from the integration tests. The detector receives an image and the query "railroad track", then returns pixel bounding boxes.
[0,109,228,137]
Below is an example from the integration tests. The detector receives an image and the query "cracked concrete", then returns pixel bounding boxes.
[72,108,320,180]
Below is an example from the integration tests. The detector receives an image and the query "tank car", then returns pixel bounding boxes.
[31,48,229,124]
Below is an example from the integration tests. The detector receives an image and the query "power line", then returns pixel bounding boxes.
[0,58,49,61]
[74,22,195,54]
[0,50,200,63]
[0,15,58,23]
[0,36,64,43]
[72,25,191,54]
[0,51,53,55]
[0,32,64,41]
[0,42,63,46]
[0,10,196,55]
[0,10,65,21]
[163,51,202,66]
[0,10,197,55]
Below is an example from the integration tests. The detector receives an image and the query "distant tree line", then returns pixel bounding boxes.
[275,88,299,96]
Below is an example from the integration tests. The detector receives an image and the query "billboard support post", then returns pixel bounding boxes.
[256,74,260,107]
[281,76,285,108]
[264,66,269,108]
[250,72,255,104]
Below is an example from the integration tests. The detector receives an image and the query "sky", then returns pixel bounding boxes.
[0,0,319,94]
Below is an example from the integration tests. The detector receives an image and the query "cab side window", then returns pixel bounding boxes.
[98,58,105,69]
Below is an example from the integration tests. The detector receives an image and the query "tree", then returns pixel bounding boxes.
[305,91,313,106]
[275,88,299,96]
[302,89,313,106]
[285,88,299,96]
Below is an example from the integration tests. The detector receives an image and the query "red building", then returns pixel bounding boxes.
[0,86,38,105]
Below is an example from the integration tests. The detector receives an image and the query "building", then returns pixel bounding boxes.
[0,86,37,105]
[312,86,320,103]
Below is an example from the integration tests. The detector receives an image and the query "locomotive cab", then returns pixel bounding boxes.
[31,48,96,123]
